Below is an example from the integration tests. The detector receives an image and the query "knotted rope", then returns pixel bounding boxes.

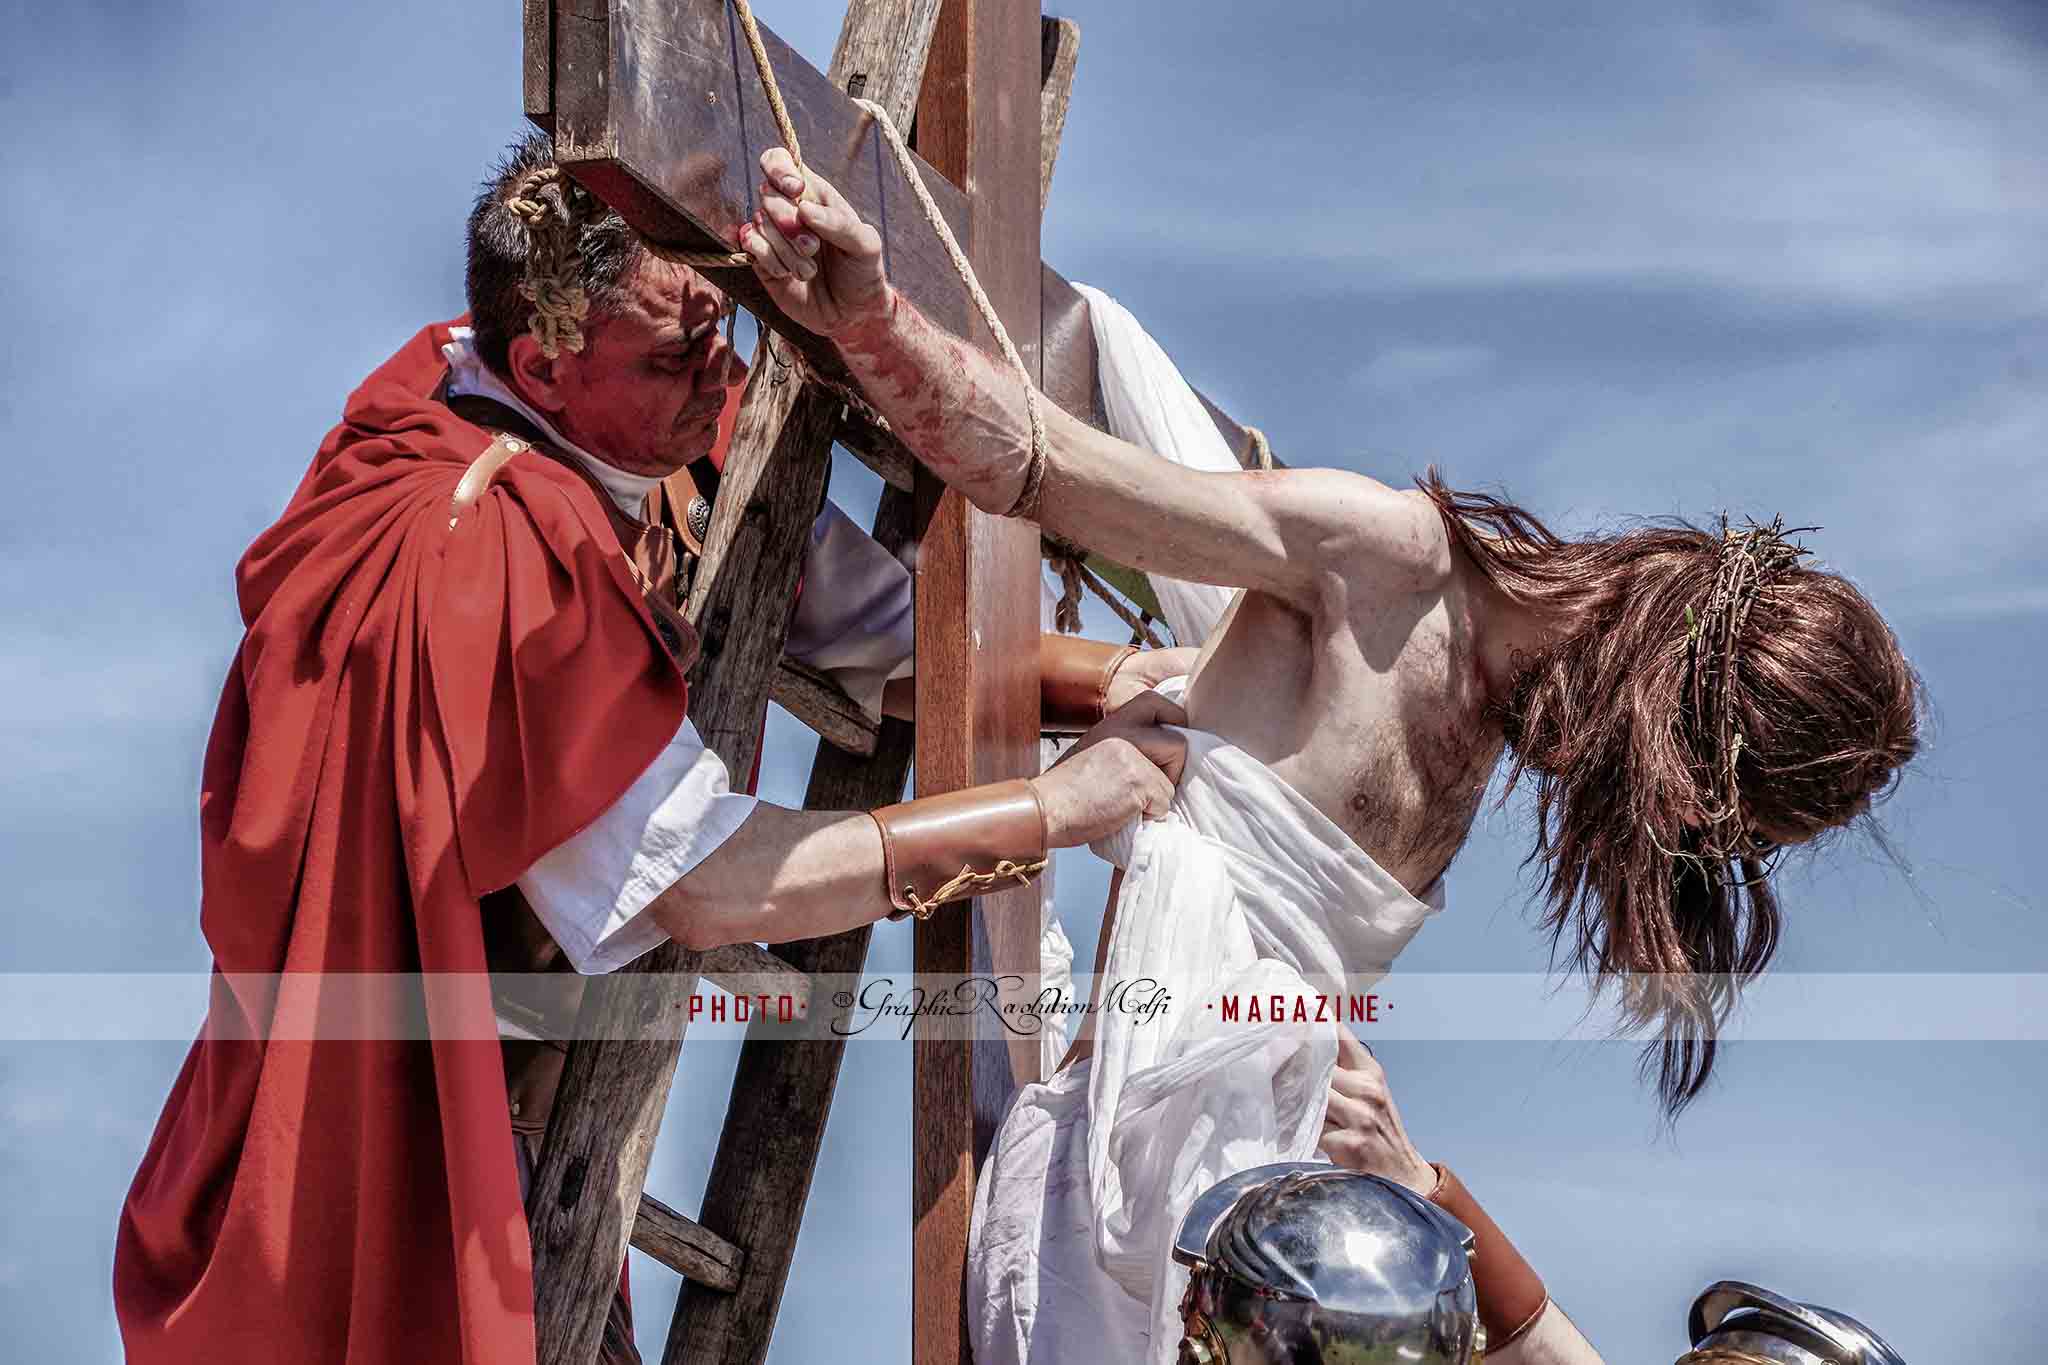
[511,163,748,360]
[508,166,595,360]
[901,857,1049,921]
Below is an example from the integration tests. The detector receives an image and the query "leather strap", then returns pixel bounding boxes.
[1039,635,1138,734]
[869,780,1048,920]
[655,466,712,558]
[450,434,532,526]
[442,393,703,668]
[1428,1163,1550,1350]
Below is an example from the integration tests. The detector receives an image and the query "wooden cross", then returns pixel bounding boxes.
[518,3,1262,1363]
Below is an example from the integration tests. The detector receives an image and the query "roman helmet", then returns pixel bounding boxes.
[1170,1161,1482,1364]
[1680,1281,1908,1365]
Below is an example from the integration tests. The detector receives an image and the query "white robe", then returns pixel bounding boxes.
[965,288,1444,1364]
[966,694,1443,1364]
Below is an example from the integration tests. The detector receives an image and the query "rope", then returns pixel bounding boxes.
[902,857,1048,921]
[509,167,593,360]
[1044,535,1167,647]
[733,0,800,165]
[1244,424,1275,470]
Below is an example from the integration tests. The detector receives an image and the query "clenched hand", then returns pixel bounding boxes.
[741,147,893,338]
[1030,692,1189,849]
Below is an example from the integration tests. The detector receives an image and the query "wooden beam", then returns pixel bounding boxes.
[910,5,1047,1364]
[523,0,552,128]
[632,1193,744,1293]
[666,494,919,1365]
[695,941,812,1016]
[829,0,946,118]
[1037,17,1079,209]
[532,1,1271,482]
[656,7,940,1362]
[771,657,880,756]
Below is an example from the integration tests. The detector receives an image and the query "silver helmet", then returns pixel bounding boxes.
[1681,1282,1908,1365]
[1170,1161,1482,1364]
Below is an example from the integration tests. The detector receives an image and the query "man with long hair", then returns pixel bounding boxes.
[738,148,1919,1363]
[743,144,1919,1109]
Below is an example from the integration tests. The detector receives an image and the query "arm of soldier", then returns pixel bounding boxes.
[743,150,1447,617]
[1488,1306,1604,1365]
[1321,1032,1606,1365]
[644,803,891,949]
[651,695,1188,948]
[877,641,1202,723]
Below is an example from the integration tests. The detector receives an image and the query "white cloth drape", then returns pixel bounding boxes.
[1073,283,1246,647]
[966,289,1444,1365]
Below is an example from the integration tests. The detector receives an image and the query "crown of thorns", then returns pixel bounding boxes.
[1675,514,1816,871]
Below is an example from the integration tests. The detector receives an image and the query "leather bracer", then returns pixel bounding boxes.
[1040,634,1138,735]
[870,779,1049,921]
[1428,1163,1550,1350]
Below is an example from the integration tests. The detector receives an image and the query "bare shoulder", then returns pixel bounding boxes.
[1291,472,1453,592]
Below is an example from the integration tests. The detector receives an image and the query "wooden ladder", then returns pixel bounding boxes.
[516,2,1091,1362]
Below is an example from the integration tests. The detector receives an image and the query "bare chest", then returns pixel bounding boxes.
[1185,588,1501,895]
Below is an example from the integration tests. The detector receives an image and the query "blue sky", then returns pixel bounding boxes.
[2,1,2043,1360]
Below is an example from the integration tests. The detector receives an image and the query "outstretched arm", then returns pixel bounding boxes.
[740,149,1447,617]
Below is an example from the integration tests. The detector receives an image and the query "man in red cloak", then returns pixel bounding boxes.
[113,132,1189,1364]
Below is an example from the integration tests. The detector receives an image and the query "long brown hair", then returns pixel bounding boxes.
[1419,473,1921,1113]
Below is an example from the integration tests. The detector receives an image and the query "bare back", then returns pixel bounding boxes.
[1181,533,1503,897]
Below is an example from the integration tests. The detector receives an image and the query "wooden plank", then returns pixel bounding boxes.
[910,5,1047,1364]
[526,328,846,1365]
[538,0,965,490]
[632,1193,744,1293]
[772,657,880,756]
[1039,260,1105,431]
[834,410,915,491]
[829,0,946,120]
[668,488,919,1365]
[1037,17,1080,209]
[657,9,940,1363]
[696,941,812,1016]
[532,2,1270,480]
[523,0,553,127]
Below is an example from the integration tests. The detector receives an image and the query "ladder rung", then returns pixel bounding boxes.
[697,942,813,1016]
[632,1192,744,1292]
[772,658,880,756]
[833,409,915,491]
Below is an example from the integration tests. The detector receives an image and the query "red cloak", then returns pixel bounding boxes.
[114,320,712,1363]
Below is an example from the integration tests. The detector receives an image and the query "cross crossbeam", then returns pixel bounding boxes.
[524,0,1266,474]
